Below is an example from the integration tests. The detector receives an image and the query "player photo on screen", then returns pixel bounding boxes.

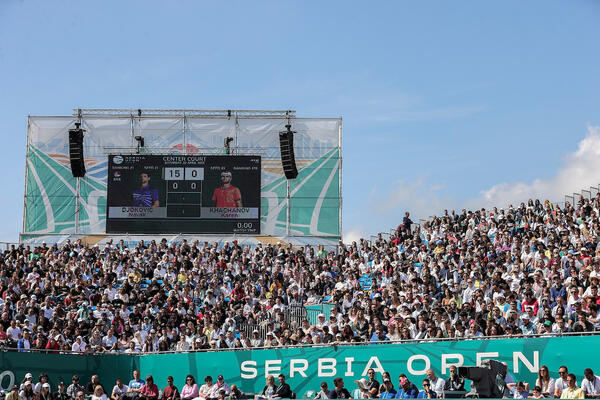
[133,171,160,207]
[212,171,243,207]
[108,167,165,207]
[202,161,260,213]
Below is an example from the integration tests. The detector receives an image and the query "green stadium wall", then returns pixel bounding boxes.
[1,336,598,396]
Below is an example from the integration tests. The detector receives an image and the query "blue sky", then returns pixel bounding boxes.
[1,1,600,241]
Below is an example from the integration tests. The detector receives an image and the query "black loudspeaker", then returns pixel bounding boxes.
[279,124,298,179]
[68,123,86,177]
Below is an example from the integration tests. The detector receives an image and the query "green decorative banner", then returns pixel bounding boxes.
[24,116,342,239]
[1,336,597,397]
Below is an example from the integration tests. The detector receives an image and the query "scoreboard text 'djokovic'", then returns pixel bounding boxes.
[106,154,261,234]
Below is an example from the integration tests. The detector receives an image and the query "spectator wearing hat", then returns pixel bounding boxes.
[250,330,263,347]
[379,379,397,399]
[72,336,87,353]
[519,314,535,335]
[40,383,52,400]
[34,374,50,395]
[214,376,230,397]
[20,381,34,400]
[20,374,33,392]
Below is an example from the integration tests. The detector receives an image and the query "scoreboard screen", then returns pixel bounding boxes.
[106,154,261,234]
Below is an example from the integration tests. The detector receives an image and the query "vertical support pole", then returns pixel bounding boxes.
[286,180,291,237]
[183,113,187,155]
[234,116,239,156]
[338,118,343,241]
[22,116,32,238]
[131,113,135,151]
[75,178,80,234]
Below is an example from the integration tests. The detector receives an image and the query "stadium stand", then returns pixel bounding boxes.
[2,196,600,398]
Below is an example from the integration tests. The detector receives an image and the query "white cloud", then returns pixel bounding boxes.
[351,125,600,238]
[468,125,600,209]
[356,178,456,236]
[343,226,367,244]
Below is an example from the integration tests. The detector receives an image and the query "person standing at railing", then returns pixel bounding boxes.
[17,330,31,352]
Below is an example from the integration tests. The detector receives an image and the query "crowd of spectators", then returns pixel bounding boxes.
[2,365,600,400]
[1,197,600,352]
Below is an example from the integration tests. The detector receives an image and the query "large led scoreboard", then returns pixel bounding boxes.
[106,154,261,234]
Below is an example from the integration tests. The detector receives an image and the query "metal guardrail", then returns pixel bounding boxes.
[238,305,307,340]
[2,330,598,356]
[0,242,20,251]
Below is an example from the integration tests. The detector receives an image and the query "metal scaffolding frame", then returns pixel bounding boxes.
[24,109,342,240]
[73,109,296,119]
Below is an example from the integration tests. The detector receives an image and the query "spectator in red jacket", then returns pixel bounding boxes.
[139,377,158,400]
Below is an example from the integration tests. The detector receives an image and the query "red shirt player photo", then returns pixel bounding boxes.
[212,171,243,207]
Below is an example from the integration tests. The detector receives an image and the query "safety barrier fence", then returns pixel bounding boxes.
[1,334,598,396]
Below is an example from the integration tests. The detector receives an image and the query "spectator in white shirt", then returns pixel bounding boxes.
[581,368,600,398]
[102,329,118,352]
[554,366,575,398]
[426,369,445,397]
[6,320,21,341]
[111,378,128,400]
[72,336,87,352]
[197,376,214,399]
[535,365,555,398]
